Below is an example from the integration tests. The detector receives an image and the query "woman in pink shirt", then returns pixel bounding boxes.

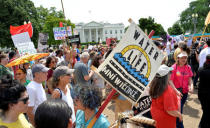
[170,52,193,128]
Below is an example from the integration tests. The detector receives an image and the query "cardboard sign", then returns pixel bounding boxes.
[11,32,36,55]
[136,86,151,115]
[38,33,49,52]
[68,35,80,44]
[11,32,31,47]
[53,26,72,40]
[97,22,164,103]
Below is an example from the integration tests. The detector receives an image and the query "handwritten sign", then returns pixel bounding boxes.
[53,26,72,40]
[97,22,164,103]
[11,32,36,55]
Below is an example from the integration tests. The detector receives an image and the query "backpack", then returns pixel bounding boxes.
[189,48,198,65]
[167,49,175,67]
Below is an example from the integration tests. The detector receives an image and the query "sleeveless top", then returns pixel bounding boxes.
[55,86,76,123]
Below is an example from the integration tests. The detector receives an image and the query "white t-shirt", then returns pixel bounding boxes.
[199,47,210,67]
[26,69,33,81]
[56,56,64,64]
[27,81,47,114]
[166,41,171,55]
[55,86,76,123]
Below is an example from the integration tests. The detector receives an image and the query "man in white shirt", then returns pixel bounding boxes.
[26,64,49,126]
[199,39,210,68]
[166,38,172,55]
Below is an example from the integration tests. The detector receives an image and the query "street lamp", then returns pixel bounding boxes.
[192,13,198,34]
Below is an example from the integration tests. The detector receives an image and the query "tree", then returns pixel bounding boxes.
[179,0,210,33]
[39,7,75,46]
[138,16,166,36]
[168,22,184,35]
[0,0,40,48]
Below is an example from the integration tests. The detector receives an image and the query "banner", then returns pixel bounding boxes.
[53,26,72,40]
[97,22,164,103]
[11,32,36,55]
[10,23,33,37]
[38,33,49,52]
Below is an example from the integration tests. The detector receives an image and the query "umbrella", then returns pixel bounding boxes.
[6,53,49,67]
[6,54,32,67]
[29,53,49,61]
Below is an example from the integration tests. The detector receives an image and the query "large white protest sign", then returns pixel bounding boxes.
[97,22,164,103]
[11,32,36,55]
[11,32,31,47]
[53,26,72,40]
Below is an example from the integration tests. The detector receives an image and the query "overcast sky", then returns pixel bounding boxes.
[32,0,194,31]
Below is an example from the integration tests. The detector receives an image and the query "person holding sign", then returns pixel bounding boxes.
[150,65,182,128]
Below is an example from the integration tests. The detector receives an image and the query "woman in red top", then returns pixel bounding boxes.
[150,65,182,128]
[170,52,193,128]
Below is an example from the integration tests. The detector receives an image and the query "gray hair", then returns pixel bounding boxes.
[80,52,89,59]
[73,85,102,110]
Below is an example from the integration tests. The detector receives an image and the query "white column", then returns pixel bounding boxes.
[89,29,92,42]
[96,28,98,42]
[82,29,85,42]
[102,29,105,42]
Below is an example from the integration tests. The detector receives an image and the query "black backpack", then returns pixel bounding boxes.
[189,48,198,65]
[167,49,175,67]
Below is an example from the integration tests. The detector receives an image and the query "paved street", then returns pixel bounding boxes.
[103,89,202,127]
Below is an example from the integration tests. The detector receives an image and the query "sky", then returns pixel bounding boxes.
[32,0,194,31]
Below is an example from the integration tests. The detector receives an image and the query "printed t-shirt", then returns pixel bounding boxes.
[170,64,193,94]
[151,86,179,128]
[76,109,110,128]
[0,113,32,128]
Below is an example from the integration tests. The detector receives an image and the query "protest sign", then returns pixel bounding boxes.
[97,22,164,103]
[53,26,72,40]
[68,35,80,44]
[38,33,49,52]
[11,32,36,55]
[11,32,31,47]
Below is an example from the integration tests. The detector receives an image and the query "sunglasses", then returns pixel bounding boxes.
[18,96,29,104]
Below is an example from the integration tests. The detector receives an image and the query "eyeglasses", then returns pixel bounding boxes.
[18,96,29,104]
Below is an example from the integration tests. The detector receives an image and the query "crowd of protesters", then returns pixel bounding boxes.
[0,37,210,128]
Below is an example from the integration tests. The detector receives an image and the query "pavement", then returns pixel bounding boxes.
[103,89,202,128]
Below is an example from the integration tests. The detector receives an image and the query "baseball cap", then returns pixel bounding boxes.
[177,52,188,58]
[157,64,173,77]
[53,66,74,80]
[32,64,49,75]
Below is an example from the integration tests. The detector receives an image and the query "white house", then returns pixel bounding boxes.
[75,21,125,43]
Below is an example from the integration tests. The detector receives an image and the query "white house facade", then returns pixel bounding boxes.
[75,21,125,43]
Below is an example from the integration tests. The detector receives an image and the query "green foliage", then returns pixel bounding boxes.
[138,16,166,36]
[0,1,75,48]
[168,22,184,35]
[179,0,210,33]
[39,7,75,46]
[0,0,40,48]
